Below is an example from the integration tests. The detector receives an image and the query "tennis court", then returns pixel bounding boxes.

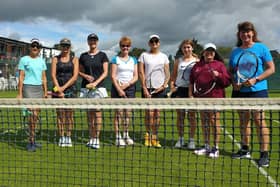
[0,98,279,186]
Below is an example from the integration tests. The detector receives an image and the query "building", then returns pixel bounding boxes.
[0,36,59,90]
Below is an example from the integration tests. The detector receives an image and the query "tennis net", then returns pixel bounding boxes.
[0,98,279,187]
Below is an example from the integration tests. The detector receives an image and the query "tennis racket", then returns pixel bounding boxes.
[182,61,196,81]
[148,68,165,95]
[236,51,258,85]
[193,65,216,96]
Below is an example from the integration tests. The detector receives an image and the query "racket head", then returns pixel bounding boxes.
[193,70,216,96]
[182,61,196,81]
[236,51,258,83]
[149,69,165,89]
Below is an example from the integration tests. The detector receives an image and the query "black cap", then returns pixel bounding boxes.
[87,33,99,41]
[60,38,71,45]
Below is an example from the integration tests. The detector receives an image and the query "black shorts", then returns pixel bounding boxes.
[172,87,189,98]
[141,88,167,98]
[231,90,268,98]
[111,84,136,98]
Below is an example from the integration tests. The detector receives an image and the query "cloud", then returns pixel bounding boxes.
[0,0,279,56]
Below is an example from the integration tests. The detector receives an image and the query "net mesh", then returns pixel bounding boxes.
[0,98,279,187]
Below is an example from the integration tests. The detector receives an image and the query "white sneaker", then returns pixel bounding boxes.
[208,148,219,158]
[65,137,72,147]
[194,147,210,155]
[116,137,126,146]
[175,138,185,148]
[91,138,100,149]
[58,137,66,147]
[124,137,134,145]
[187,139,195,150]
[86,138,94,147]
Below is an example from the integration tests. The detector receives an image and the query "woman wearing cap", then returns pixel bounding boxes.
[17,38,47,152]
[189,43,231,158]
[79,33,109,149]
[51,38,79,147]
[229,21,275,167]
[170,39,198,149]
[139,34,170,148]
[110,36,138,146]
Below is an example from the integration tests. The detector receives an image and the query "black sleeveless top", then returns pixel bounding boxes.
[54,55,76,98]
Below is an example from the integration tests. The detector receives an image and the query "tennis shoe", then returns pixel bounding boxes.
[91,138,100,149]
[258,156,269,167]
[151,140,161,148]
[58,137,66,147]
[144,133,152,147]
[65,137,72,147]
[124,136,134,145]
[33,142,42,148]
[208,147,219,158]
[175,138,185,148]
[116,137,126,147]
[86,138,94,147]
[187,139,196,150]
[194,147,210,156]
[26,143,36,152]
[232,149,251,159]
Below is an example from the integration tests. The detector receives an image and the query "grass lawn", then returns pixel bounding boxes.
[0,89,279,186]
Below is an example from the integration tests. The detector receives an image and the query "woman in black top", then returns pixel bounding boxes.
[79,33,109,149]
[51,38,79,147]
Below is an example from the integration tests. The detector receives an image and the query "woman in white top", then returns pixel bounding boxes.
[110,36,138,146]
[138,34,170,148]
[170,39,198,149]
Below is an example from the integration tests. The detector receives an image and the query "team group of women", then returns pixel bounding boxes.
[17,21,275,167]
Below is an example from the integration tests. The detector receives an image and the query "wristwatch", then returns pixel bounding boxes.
[255,77,260,82]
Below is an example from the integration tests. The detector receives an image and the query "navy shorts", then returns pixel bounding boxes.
[231,90,268,98]
[111,84,136,98]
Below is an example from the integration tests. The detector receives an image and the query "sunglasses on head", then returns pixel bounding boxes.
[120,44,130,48]
[31,44,41,49]
[149,38,159,44]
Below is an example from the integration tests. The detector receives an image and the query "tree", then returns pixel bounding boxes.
[129,48,146,58]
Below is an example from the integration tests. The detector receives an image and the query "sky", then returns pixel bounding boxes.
[0,0,279,58]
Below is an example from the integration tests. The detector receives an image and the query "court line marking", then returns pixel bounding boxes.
[223,127,279,187]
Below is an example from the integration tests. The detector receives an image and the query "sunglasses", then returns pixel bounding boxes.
[31,44,41,49]
[61,44,71,48]
[121,44,130,48]
[149,39,159,44]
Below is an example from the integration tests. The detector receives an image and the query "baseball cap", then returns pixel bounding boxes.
[149,34,160,40]
[203,43,216,51]
[60,38,71,45]
[87,33,99,41]
[31,38,41,45]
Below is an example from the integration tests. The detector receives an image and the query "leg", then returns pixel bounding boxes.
[210,111,220,148]
[57,109,65,137]
[238,110,251,148]
[200,111,210,146]
[151,109,161,148]
[175,109,185,148]
[253,110,270,167]
[176,109,185,138]
[94,111,102,139]
[232,110,251,159]
[188,110,197,140]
